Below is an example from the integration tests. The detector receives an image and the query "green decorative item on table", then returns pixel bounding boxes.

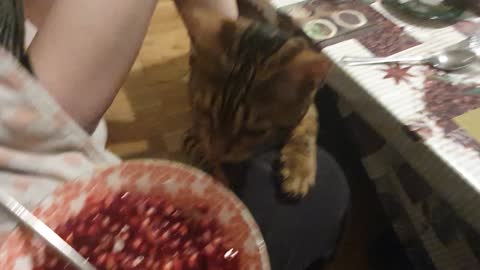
[383,0,466,20]
[303,19,338,41]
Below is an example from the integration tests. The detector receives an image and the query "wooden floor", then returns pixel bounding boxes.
[106,0,191,161]
[106,1,382,269]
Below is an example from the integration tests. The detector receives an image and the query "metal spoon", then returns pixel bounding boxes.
[341,49,477,71]
[0,190,96,270]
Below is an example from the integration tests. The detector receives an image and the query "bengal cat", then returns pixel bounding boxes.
[181,0,332,197]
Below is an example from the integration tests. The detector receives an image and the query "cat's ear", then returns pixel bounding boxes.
[250,49,331,124]
[265,49,332,103]
[180,8,242,53]
[286,49,332,83]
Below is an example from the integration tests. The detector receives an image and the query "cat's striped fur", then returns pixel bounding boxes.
[182,0,331,196]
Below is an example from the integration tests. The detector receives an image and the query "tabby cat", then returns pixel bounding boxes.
[180,0,332,197]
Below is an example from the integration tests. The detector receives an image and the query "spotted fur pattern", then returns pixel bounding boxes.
[182,0,331,196]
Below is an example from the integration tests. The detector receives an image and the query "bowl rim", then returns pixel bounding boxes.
[1,159,271,270]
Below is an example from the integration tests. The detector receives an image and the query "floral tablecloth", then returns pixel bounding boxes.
[273,0,480,269]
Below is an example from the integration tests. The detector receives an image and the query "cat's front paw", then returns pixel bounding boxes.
[280,166,315,197]
[280,153,316,197]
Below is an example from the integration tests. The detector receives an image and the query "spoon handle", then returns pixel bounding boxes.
[0,190,96,270]
[341,56,426,66]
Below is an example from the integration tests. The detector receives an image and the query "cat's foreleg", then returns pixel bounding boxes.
[280,105,318,197]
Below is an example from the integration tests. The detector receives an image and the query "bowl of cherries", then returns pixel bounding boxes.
[0,160,270,270]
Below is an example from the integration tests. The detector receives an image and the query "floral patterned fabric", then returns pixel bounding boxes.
[0,47,120,242]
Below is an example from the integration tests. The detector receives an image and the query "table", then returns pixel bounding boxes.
[274,1,480,269]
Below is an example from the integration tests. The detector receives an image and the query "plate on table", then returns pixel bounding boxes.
[383,0,465,21]
[0,160,270,270]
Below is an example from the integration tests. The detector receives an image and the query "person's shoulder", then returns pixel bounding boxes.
[0,47,32,91]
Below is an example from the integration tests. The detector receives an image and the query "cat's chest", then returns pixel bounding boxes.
[249,126,292,155]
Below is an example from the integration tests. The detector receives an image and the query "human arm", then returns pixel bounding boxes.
[174,0,239,20]
[27,0,158,133]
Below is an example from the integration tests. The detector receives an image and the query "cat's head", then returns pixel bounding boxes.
[184,9,331,161]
